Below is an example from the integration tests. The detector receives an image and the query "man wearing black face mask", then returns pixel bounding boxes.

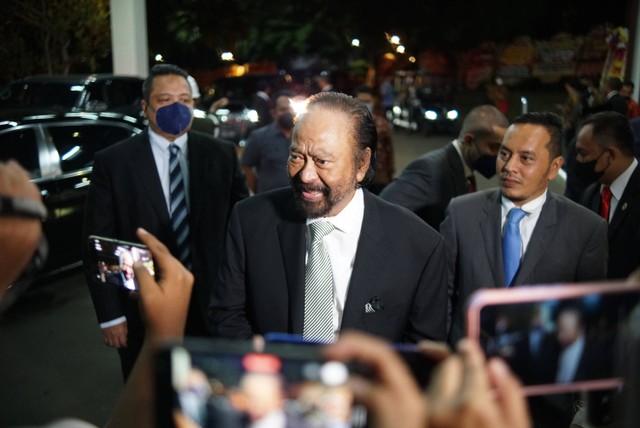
[576,111,640,279]
[380,105,508,230]
[241,90,297,194]
[83,63,249,380]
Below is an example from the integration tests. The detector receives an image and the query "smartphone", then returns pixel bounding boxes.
[465,280,640,396]
[263,332,438,389]
[88,235,154,291]
[154,337,369,428]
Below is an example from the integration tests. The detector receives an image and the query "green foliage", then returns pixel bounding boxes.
[1,0,110,82]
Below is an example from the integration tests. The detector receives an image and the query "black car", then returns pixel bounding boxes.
[0,74,144,118]
[0,111,146,277]
[389,92,461,136]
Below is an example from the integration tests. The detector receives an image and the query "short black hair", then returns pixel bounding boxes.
[580,111,635,156]
[512,111,564,159]
[142,64,189,102]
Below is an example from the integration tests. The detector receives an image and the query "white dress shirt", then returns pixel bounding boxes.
[306,188,364,341]
[601,158,637,222]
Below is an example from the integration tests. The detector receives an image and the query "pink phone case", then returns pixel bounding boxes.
[465,280,640,396]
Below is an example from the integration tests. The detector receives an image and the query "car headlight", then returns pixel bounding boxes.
[424,110,438,121]
[446,110,459,120]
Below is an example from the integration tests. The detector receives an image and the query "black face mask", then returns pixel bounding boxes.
[474,154,498,179]
[572,151,606,184]
[277,112,295,131]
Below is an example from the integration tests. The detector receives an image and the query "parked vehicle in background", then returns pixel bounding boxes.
[0,74,144,118]
[212,99,259,146]
[0,111,146,277]
[388,94,460,136]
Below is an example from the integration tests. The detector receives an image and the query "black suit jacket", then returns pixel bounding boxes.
[208,188,448,343]
[83,129,249,328]
[440,190,608,344]
[580,163,640,279]
[379,143,467,230]
[586,92,628,116]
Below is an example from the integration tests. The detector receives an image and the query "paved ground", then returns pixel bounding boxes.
[0,270,122,427]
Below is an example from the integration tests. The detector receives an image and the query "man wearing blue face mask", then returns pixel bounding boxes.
[83,63,249,380]
[380,104,508,230]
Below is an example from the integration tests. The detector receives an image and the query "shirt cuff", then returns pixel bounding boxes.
[100,316,127,329]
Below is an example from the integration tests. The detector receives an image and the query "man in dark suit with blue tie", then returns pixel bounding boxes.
[83,64,248,379]
[441,112,608,428]
[440,112,608,346]
[575,111,640,279]
[209,91,448,344]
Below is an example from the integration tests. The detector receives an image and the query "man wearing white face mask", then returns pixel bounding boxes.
[355,85,395,195]
[83,63,249,380]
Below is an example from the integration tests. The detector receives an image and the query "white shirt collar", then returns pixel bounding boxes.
[452,139,473,178]
[307,188,364,235]
[148,127,188,154]
[501,190,547,216]
[605,158,638,201]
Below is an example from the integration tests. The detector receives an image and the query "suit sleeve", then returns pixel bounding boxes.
[405,234,449,343]
[82,154,125,323]
[575,216,609,281]
[229,144,251,205]
[438,202,459,341]
[208,204,254,339]
[379,158,434,213]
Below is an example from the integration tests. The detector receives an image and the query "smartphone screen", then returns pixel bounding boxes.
[154,337,368,428]
[466,281,640,396]
[88,235,154,291]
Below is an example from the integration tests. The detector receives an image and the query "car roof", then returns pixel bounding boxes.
[0,110,146,132]
[9,74,144,85]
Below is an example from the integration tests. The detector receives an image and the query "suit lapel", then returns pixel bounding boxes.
[277,198,307,335]
[131,131,171,224]
[341,192,385,330]
[516,193,558,283]
[479,191,504,287]
[186,133,206,229]
[609,165,640,237]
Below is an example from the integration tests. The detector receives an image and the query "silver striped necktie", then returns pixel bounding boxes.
[303,221,335,343]
[169,144,192,270]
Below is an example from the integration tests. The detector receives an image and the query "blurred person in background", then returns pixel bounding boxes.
[575,111,640,279]
[380,105,508,230]
[354,85,395,195]
[251,80,273,129]
[240,90,296,194]
[621,80,640,119]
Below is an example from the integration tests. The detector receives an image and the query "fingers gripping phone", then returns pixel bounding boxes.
[88,235,155,291]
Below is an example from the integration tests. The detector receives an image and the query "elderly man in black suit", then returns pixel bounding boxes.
[83,64,249,379]
[209,91,448,344]
[575,111,640,279]
[380,104,509,230]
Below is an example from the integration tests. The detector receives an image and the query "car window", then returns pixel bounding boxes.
[0,128,41,177]
[0,82,80,110]
[49,123,133,173]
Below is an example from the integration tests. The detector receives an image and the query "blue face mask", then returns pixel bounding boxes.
[154,102,192,135]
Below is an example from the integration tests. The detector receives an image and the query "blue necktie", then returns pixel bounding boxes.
[169,144,192,270]
[502,207,526,287]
